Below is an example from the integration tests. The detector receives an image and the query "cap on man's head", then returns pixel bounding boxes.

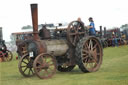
[89,17,93,20]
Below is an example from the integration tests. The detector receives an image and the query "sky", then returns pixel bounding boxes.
[0,0,128,41]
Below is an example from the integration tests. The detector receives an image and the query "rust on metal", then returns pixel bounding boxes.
[67,21,85,46]
[35,40,47,54]
[31,4,40,40]
[33,53,56,79]
[75,36,103,72]
[39,26,51,39]
[12,31,33,35]
[18,3,103,79]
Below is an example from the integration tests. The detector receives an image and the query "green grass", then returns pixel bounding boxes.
[0,45,128,85]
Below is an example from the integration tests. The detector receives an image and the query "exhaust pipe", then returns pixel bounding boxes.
[104,27,106,38]
[0,27,3,40]
[30,4,40,40]
[100,26,102,38]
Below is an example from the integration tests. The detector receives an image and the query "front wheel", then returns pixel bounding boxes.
[33,53,56,79]
[18,53,34,77]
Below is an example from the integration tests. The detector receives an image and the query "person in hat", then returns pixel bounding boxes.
[87,17,96,36]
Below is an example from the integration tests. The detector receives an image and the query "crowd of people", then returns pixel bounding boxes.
[77,17,122,47]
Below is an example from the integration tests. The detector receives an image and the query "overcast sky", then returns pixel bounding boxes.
[0,0,128,41]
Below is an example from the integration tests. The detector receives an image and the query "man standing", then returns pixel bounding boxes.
[87,17,96,36]
[77,17,84,25]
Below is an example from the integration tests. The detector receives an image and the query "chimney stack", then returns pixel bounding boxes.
[104,27,106,38]
[100,26,102,38]
[30,4,40,40]
[0,27,3,40]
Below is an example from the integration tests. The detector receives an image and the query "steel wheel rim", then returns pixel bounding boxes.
[82,37,102,72]
[33,53,56,79]
[18,53,34,77]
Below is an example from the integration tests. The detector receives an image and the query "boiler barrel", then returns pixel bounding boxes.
[28,39,69,57]
[43,40,69,56]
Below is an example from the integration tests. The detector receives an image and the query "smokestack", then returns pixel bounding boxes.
[100,26,102,38]
[30,4,40,40]
[0,27,3,40]
[104,27,106,38]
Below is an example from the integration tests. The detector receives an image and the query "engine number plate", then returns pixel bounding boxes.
[29,52,34,57]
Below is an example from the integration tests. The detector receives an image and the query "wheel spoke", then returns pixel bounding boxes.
[44,69,49,74]
[68,21,85,46]
[72,26,76,30]
[37,61,42,65]
[76,37,103,72]
[93,58,98,65]
[89,39,93,50]
[82,54,88,57]
[77,35,80,41]
[19,54,35,77]
[78,32,85,35]
[28,68,31,75]
[82,49,89,54]
[33,53,56,79]
[23,67,28,73]
[35,65,43,69]
[82,56,88,60]
[73,36,77,45]
[49,63,54,66]
[30,68,34,75]
[76,23,80,31]
[22,60,28,65]
[69,33,77,36]
[92,43,98,51]
[41,56,46,63]
[85,42,89,50]
[21,65,27,68]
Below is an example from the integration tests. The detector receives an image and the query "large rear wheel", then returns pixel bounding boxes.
[75,36,103,72]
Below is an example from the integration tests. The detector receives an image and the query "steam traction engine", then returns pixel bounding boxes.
[0,27,13,62]
[18,4,103,79]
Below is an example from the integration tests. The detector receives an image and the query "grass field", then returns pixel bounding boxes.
[0,45,128,85]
